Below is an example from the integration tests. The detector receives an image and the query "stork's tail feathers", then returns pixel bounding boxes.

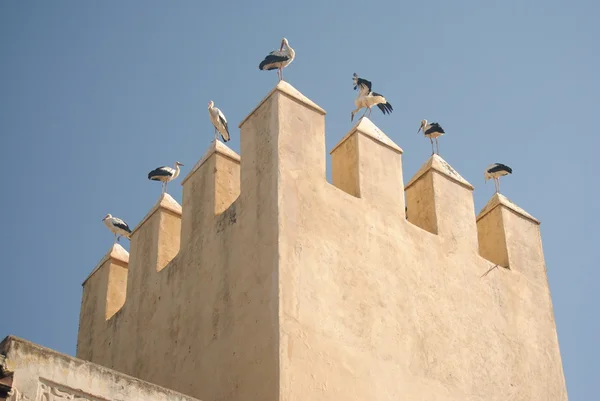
[377,102,393,115]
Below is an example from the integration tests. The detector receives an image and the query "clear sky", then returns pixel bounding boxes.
[1,0,597,399]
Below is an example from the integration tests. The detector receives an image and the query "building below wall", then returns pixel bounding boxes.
[0,336,199,401]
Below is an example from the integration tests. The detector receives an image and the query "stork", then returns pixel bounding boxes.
[259,38,295,81]
[417,119,445,155]
[102,214,132,243]
[148,161,184,194]
[208,101,230,142]
[484,163,513,193]
[350,73,393,122]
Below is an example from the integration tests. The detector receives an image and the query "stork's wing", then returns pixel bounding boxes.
[354,78,372,96]
[214,108,230,141]
[148,166,173,179]
[219,117,230,141]
[217,108,227,124]
[113,218,132,233]
[429,123,445,133]
[259,53,290,70]
[219,115,229,133]
[488,163,512,174]
[376,101,393,115]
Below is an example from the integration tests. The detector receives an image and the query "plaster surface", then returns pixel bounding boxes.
[75,81,568,401]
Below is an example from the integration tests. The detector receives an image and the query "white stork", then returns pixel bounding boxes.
[259,37,295,81]
[417,119,445,155]
[208,101,230,142]
[102,214,132,243]
[484,163,513,193]
[350,73,393,122]
[148,161,184,194]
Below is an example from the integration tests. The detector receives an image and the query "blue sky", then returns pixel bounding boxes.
[0,0,597,399]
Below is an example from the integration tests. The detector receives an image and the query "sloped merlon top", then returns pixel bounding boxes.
[181,139,240,185]
[330,117,403,155]
[82,243,129,286]
[477,192,540,225]
[238,80,326,128]
[405,154,474,191]
[131,193,183,236]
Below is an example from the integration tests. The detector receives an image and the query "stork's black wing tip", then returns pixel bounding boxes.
[377,102,393,115]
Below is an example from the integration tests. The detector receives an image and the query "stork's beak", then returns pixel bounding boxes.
[417,127,422,134]
[351,112,354,122]
[280,40,285,51]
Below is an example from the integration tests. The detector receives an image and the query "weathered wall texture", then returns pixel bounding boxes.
[0,336,199,401]
[75,81,568,401]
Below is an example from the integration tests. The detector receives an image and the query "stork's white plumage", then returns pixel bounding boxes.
[484,163,513,193]
[102,214,132,243]
[259,38,295,81]
[350,73,393,122]
[417,119,445,155]
[208,101,230,142]
[148,161,184,194]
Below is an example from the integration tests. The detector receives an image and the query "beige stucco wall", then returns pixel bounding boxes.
[76,82,568,401]
[0,336,199,401]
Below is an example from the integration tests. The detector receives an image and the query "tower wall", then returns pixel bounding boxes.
[77,82,568,401]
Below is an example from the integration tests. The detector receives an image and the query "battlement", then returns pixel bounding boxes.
[77,81,568,401]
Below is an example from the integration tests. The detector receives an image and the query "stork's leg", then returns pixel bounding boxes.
[113,233,117,244]
[165,181,168,194]
[497,178,501,193]
[367,107,373,117]
[280,67,284,81]
[430,138,434,155]
[436,138,440,155]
